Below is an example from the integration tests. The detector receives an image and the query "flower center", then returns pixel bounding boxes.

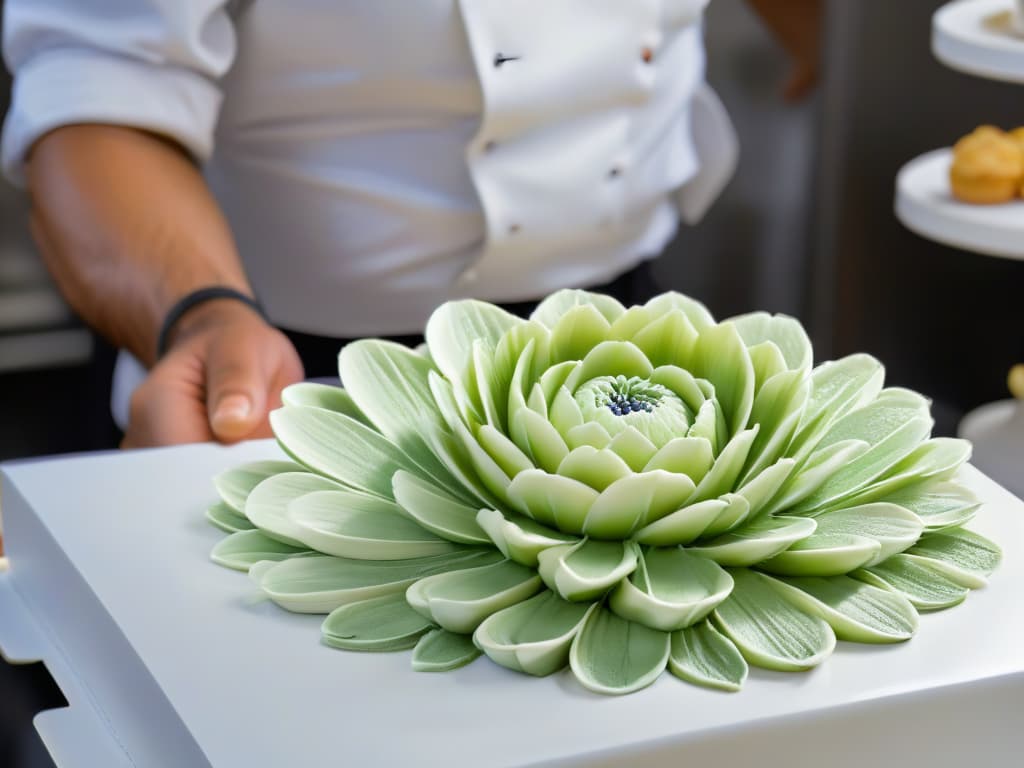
[575,376,691,448]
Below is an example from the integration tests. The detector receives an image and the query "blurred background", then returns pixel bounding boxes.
[0,0,1021,766]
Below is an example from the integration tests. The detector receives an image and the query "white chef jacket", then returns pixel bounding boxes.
[2,0,737,338]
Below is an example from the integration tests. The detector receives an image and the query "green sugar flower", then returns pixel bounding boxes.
[207,290,1001,695]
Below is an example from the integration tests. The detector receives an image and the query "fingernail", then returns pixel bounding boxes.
[215,394,252,424]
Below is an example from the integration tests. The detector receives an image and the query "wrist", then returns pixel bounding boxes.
[160,288,267,356]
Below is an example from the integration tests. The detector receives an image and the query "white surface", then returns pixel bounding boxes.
[1,442,1024,767]
[933,0,1024,83]
[959,399,1024,499]
[895,148,1024,260]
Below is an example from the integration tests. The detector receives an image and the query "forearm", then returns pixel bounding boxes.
[26,124,252,366]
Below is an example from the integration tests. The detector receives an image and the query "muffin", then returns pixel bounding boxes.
[949,126,1024,204]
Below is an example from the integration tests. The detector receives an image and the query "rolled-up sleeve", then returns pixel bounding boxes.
[2,0,236,184]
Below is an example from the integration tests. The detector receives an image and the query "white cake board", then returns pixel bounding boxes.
[1,442,1023,768]
[895,148,1024,260]
[933,0,1024,83]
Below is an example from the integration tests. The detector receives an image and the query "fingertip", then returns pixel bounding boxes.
[211,393,257,441]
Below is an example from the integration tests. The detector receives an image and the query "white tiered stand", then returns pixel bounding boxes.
[894,0,1024,498]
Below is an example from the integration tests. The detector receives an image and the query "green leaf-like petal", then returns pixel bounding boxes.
[507,469,599,533]
[906,528,1002,588]
[211,530,312,571]
[691,515,817,567]
[771,575,918,643]
[557,445,633,491]
[425,299,523,393]
[730,312,812,373]
[322,593,432,651]
[517,407,569,473]
[607,427,659,472]
[688,427,759,504]
[288,489,463,560]
[856,555,969,610]
[740,370,809,482]
[537,539,639,601]
[531,288,626,329]
[271,406,424,500]
[810,502,924,564]
[713,569,836,671]
[245,471,343,547]
[392,470,490,545]
[206,501,256,533]
[411,629,481,672]
[735,458,796,518]
[406,559,542,633]
[644,292,714,331]
[477,424,534,479]
[569,606,670,695]
[256,549,503,613]
[630,309,698,369]
[214,460,303,513]
[689,322,755,436]
[841,438,973,508]
[633,499,729,546]
[549,304,613,364]
[609,548,733,631]
[642,437,713,483]
[668,620,748,692]
[280,382,373,428]
[880,480,981,531]
[758,533,881,576]
[764,439,869,515]
[476,509,578,567]
[474,590,595,676]
[583,471,695,538]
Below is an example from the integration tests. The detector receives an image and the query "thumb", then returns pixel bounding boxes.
[206,341,269,443]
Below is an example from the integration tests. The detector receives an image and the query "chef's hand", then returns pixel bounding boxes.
[121,300,304,448]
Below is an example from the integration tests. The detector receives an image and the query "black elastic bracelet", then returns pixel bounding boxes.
[156,286,265,358]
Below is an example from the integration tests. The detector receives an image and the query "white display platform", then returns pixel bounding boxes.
[959,399,1024,499]
[933,0,1024,83]
[895,148,1024,261]
[1,442,1023,768]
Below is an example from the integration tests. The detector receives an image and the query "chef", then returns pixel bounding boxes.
[1,0,817,448]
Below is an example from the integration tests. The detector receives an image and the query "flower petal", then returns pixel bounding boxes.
[841,438,973,507]
[210,530,312,572]
[644,291,715,331]
[809,502,924,565]
[642,437,714,483]
[392,470,491,545]
[569,606,671,695]
[281,382,373,428]
[855,555,969,610]
[763,439,870,515]
[698,493,751,539]
[668,620,748,692]
[691,515,817,567]
[770,575,918,643]
[425,299,523,393]
[688,427,759,504]
[245,471,344,546]
[411,629,481,672]
[758,533,881,576]
[549,304,613,364]
[406,559,542,633]
[566,340,654,390]
[473,590,595,676]
[477,424,534,479]
[517,407,570,473]
[557,445,633,491]
[214,460,303,513]
[608,547,733,631]
[713,569,836,672]
[689,322,755,436]
[476,509,578,567]
[607,426,658,472]
[583,471,696,538]
[730,311,812,373]
[565,421,613,450]
[633,499,729,546]
[322,593,433,651]
[507,469,599,532]
[288,489,464,560]
[206,501,256,534]
[880,480,981,531]
[631,309,698,368]
[740,370,809,482]
[531,288,626,328]
[537,539,639,601]
[906,528,1002,588]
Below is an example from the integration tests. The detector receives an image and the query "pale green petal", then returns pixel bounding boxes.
[713,569,836,671]
[476,509,578,567]
[566,340,654,389]
[746,341,788,392]
[688,427,759,503]
[531,288,626,328]
[668,621,748,692]
[425,299,523,392]
[557,445,633,491]
[740,370,809,482]
[569,606,670,695]
[506,469,596,531]
[906,528,1002,588]
[245,471,343,546]
[565,421,613,450]
[322,593,432,651]
[411,629,481,672]
[770,575,918,643]
[789,353,885,462]
[406,559,542,633]
[608,305,655,340]
[288,489,463,560]
[633,499,728,546]
[841,438,973,507]
[549,304,613,364]
[280,382,373,428]
[477,424,534,479]
[211,530,312,571]
[856,555,969,610]
[526,382,548,418]
[392,469,490,545]
[517,407,569,473]
[206,501,256,533]
[492,321,552,426]
[880,480,981,531]
[691,515,817,567]
[650,365,706,413]
[730,312,812,372]
[642,437,713,483]
[214,460,303,513]
[699,493,751,539]
[271,406,423,500]
[644,291,715,331]
[583,471,696,538]
[609,548,733,631]
[631,309,698,368]
[758,533,881,576]
[686,398,720,453]
[473,590,595,676]
[689,322,755,436]
[550,385,585,436]
[471,339,502,428]
[607,426,659,472]
[810,502,924,565]
[256,549,502,613]
[538,361,580,405]
[735,458,796,517]
[764,439,870,515]
[537,539,639,602]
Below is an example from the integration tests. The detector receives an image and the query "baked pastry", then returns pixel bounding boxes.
[949,126,1024,204]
